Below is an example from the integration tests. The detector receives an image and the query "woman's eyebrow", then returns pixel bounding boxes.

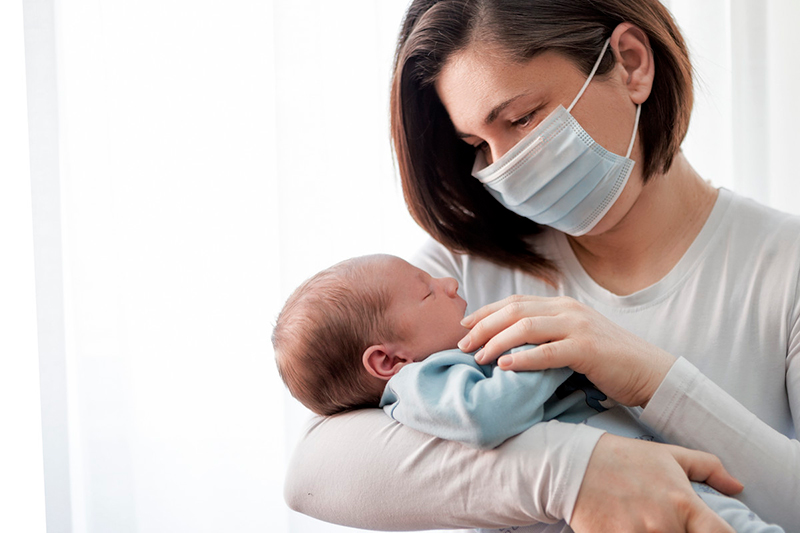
[485,95,524,124]
[454,94,527,139]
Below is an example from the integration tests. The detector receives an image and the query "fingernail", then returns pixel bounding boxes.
[474,349,483,363]
[458,337,470,351]
[461,314,474,327]
[498,355,513,368]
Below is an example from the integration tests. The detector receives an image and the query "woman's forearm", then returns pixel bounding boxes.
[641,357,800,529]
[284,409,605,530]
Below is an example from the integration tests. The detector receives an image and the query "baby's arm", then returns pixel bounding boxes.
[381,349,573,448]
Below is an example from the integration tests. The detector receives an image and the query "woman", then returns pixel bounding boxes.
[284,1,799,531]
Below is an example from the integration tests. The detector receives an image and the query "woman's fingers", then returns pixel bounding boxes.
[472,316,571,365]
[686,504,737,533]
[459,294,676,406]
[673,449,740,532]
[496,340,582,370]
[461,295,546,328]
[668,446,744,496]
[459,296,562,352]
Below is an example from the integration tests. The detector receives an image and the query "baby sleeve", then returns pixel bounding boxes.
[380,351,574,449]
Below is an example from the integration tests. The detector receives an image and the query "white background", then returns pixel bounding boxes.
[2,1,799,532]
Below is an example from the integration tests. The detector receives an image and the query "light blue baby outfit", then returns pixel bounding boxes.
[379,348,784,533]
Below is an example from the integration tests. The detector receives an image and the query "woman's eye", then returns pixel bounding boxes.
[513,112,535,128]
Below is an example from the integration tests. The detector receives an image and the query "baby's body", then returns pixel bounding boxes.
[273,254,783,532]
[380,347,612,449]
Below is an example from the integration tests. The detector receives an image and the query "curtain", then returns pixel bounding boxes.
[0,1,47,533]
[665,0,800,214]
[14,1,800,533]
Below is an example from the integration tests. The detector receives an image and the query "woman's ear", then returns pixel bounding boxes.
[610,22,655,105]
[363,345,414,380]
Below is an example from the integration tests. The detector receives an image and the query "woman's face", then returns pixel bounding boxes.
[434,41,647,236]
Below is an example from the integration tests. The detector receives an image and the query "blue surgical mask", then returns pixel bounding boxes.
[471,39,642,236]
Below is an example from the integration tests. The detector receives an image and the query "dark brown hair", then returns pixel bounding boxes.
[391,0,693,281]
[271,256,397,416]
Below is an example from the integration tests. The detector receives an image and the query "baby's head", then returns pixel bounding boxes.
[272,254,468,416]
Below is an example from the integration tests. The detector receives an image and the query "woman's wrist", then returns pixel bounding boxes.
[637,345,677,408]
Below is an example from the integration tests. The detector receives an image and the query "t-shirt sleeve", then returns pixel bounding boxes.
[640,354,800,529]
[381,351,574,449]
[283,410,605,530]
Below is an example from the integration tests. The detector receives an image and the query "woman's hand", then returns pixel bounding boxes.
[571,434,742,532]
[458,295,675,407]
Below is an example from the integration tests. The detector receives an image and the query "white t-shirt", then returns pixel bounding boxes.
[284,188,800,530]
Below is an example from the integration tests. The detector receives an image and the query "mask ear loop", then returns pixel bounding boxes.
[567,38,611,113]
[566,37,643,160]
[625,104,642,158]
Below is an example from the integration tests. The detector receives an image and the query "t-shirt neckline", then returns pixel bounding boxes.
[548,187,734,309]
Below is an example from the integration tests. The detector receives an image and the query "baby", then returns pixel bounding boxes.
[273,254,783,532]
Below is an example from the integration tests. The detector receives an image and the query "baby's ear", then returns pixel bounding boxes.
[363,345,414,380]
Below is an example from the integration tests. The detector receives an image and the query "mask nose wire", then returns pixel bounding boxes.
[567,38,611,113]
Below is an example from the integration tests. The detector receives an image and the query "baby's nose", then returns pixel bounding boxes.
[442,277,459,298]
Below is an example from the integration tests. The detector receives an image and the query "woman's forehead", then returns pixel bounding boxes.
[435,47,584,129]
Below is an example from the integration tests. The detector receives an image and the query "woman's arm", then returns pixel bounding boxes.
[640,273,800,529]
[463,294,800,529]
[284,409,605,529]
[640,356,800,529]
[284,409,742,531]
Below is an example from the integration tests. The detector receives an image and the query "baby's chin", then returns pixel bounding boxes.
[443,324,471,352]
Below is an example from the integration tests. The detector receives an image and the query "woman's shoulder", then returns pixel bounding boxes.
[720,188,800,254]
[724,188,800,227]
[711,190,800,308]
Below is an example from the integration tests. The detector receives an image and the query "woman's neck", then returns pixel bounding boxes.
[566,153,718,296]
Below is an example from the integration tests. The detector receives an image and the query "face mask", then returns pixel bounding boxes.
[471,38,642,236]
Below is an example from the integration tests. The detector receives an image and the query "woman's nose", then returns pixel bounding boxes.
[486,137,521,165]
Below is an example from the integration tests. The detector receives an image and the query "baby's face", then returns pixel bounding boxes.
[375,256,469,361]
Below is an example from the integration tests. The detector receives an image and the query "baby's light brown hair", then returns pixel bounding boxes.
[272,255,401,416]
